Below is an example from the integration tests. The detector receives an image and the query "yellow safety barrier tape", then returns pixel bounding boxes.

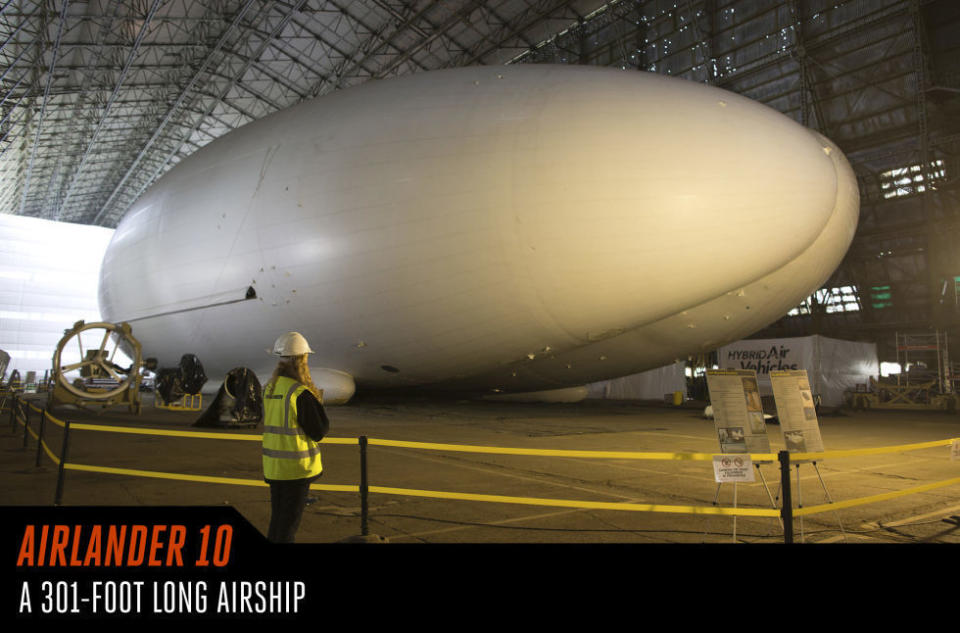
[54,459,777,516]
[69,423,262,440]
[20,415,774,515]
[790,439,957,461]
[316,437,357,445]
[20,418,780,462]
[63,422,357,445]
[15,403,960,520]
[793,475,960,517]
[9,403,67,428]
[62,463,358,493]
[7,412,771,463]
[26,418,959,518]
[43,411,65,428]
[15,416,61,465]
[25,411,958,463]
[367,485,780,517]
[40,439,60,466]
[367,437,778,462]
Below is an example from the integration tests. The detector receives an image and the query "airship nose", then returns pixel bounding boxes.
[505,68,857,343]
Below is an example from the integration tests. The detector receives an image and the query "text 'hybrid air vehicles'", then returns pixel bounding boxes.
[99,65,859,404]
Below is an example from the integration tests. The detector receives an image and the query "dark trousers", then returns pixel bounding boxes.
[267,478,314,543]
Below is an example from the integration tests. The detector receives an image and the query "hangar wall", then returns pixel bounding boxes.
[0,214,114,380]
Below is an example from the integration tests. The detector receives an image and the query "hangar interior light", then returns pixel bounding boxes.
[881,160,946,199]
[870,285,894,310]
[787,285,861,316]
[880,362,902,377]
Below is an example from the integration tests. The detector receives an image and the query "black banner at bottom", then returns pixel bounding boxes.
[3,505,944,622]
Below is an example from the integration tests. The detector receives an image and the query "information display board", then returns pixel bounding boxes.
[769,369,825,454]
[706,369,771,454]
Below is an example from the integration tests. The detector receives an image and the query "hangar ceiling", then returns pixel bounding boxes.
[1,0,959,355]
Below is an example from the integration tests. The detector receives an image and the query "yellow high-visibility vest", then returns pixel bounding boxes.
[262,376,323,481]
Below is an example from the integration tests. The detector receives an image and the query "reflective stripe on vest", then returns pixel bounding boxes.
[262,375,323,480]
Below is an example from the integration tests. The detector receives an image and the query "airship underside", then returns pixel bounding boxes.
[99,65,859,403]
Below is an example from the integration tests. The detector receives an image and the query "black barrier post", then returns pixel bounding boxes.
[21,398,30,448]
[779,450,793,544]
[35,409,46,468]
[8,394,15,432]
[359,435,369,537]
[54,418,72,506]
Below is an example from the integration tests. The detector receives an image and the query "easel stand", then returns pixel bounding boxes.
[706,462,781,543]
[775,458,846,543]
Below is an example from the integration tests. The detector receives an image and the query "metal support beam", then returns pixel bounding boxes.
[55,0,165,220]
[789,0,830,135]
[18,0,69,216]
[92,0,260,225]
[116,0,311,225]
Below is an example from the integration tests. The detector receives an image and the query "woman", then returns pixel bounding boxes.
[261,331,330,543]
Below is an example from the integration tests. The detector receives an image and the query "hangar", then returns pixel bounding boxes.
[2,1,960,545]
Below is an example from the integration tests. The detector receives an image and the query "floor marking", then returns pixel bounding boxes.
[388,507,595,541]
[877,502,960,527]
[814,502,960,543]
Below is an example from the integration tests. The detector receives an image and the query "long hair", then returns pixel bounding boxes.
[266,354,322,401]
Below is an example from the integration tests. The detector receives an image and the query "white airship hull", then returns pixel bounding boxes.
[99,65,859,399]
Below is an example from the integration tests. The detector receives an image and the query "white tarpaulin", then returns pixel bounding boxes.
[586,361,687,400]
[716,335,878,407]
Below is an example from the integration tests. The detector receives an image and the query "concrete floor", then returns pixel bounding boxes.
[3,393,960,544]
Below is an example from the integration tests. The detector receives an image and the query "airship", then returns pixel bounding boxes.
[98,64,859,404]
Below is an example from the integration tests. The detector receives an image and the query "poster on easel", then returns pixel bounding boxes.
[770,369,825,454]
[706,369,771,454]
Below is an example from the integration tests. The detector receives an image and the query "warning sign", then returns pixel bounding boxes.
[713,455,755,483]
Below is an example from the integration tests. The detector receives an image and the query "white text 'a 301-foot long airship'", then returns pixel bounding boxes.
[98,64,859,404]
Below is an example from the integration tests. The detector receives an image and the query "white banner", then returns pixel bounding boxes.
[717,338,814,396]
[717,335,878,406]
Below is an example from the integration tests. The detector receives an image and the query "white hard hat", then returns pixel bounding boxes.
[270,332,314,356]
